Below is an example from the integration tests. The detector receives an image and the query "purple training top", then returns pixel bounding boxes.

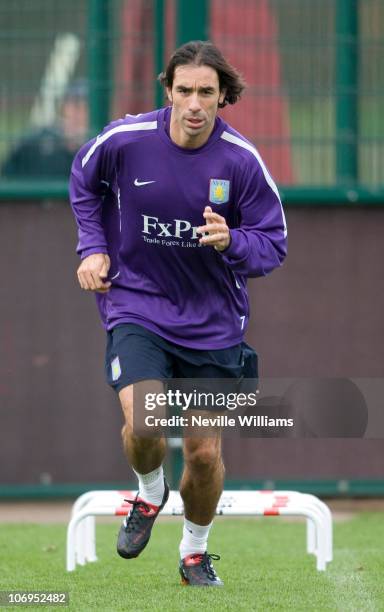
[69,107,287,349]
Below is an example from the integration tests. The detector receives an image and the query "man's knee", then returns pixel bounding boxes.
[119,381,166,434]
[183,439,222,473]
[120,387,166,457]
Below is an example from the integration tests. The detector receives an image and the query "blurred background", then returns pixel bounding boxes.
[0,0,383,499]
[1,0,383,191]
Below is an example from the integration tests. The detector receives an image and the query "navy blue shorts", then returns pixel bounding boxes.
[105,323,257,394]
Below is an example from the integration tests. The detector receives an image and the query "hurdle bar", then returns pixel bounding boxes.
[67,490,332,572]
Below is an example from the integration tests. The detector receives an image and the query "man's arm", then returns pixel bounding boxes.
[198,162,287,277]
[69,129,118,293]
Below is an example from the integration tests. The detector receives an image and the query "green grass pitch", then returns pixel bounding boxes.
[0,514,383,611]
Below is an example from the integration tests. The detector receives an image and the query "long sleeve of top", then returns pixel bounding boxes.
[69,107,287,349]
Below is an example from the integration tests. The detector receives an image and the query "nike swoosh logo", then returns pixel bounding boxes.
[134,178,156,187]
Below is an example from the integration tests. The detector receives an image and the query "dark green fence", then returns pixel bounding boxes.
[0,0,383,203]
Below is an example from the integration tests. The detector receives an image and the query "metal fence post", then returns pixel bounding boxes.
[335,0,358,184]
[154,0,165,109]
[176,0,209,46]
[88,0,111,137]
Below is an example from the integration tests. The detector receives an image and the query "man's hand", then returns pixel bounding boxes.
[77,253,111,293]
[197,206,231,252]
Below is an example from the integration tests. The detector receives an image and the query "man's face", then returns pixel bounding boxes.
[167,64,225,149]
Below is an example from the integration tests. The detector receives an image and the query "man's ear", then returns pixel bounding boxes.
[166,87,173,103]
[218,89,226,105]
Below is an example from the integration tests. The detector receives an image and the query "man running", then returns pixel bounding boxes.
[69,40,287,586]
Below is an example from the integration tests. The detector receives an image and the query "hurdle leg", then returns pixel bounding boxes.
[306,517,316,555]
[299,504,327,571]
[274,492,333,564]
[303,494,333,562]
[75,517,97,565]
[85,515,97,562]
[299,506,327,571]
[316,500,333,562]
[75,519,86,566]
[67,514,82,571]
[68,507,102,571]
[306,508,327,571]
[257,492,329,564]
[277,504,327,571]
[67,505,132,571]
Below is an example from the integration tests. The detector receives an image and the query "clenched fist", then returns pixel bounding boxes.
[77,253,111,293]
[197,206,231,252]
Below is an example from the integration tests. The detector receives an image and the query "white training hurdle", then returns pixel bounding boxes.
[66,490,333,572]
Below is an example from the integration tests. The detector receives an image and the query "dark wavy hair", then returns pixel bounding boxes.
[158,41,246,108]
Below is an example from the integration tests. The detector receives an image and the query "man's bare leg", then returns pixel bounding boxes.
[116,382,169,559]
[178,427,224,585]
[180,433,224,524]
[119,383,167,473]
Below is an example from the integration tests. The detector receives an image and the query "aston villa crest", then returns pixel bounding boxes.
[209,179,230,204]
